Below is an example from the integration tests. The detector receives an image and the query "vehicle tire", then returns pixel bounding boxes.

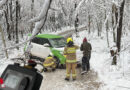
[54,57,66,69]
[54,57,60,68]
[59,64,66,69]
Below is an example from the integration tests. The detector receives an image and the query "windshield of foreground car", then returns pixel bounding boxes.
[4,74,22,89]
[49,38,66,48]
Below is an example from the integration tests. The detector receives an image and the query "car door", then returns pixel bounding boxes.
[30,42,51,59]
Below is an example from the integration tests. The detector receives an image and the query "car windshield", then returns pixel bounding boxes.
[49,38,66,48]
[4,74,22,89]
[31,37,50,45]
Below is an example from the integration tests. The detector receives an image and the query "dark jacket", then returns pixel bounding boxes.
[80,42,92,58]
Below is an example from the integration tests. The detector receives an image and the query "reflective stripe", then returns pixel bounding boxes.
[46,57,53,59]
[43,62,54,67]
[66,60,76,63]
[67,48,76,53]
[72,74,76,77]
[66,74,70,77]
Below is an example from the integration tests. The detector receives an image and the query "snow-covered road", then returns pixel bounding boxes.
[40,31,102,90]
[40,69,101,90]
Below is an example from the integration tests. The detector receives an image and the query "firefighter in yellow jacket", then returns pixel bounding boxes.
[64,37,79,81]
[43,56,56,72]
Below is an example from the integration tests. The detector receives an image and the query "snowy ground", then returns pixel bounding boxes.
[40,69,101,90]
[73,31,130,90]
[0,30,130,90]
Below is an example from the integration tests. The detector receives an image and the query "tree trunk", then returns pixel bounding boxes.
[0,25,8,58]
[30,0,34,33]
[4,0,11,40]
[105,10,109,47]
[96,19,100,37]
[4,10,11,40]
[74,3,79,37]
[106,20,109,47]
[116,0,125,52]
[88,14,91,34]
[97,21,102,37]
[112,4,118,43]
[9,0,13,40]
[15,0,19,49]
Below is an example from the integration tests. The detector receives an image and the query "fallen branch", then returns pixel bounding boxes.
[28,0,52,23]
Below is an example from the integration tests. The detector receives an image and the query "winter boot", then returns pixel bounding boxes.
[81,71,87,75]
[73,78,76,81]
[52,68,56,72]
[65,78,69,81]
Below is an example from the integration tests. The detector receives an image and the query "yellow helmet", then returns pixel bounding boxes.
[67,37,73,43]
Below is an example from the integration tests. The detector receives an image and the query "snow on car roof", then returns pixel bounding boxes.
[28,34,63,39]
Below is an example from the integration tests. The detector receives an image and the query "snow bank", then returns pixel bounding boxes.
[72,30,130,90]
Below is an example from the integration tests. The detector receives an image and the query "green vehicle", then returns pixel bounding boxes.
[25,34,67,67]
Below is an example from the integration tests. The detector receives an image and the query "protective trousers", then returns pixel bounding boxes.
[82,56,90,71]
[51,63,56,69]
[66,63,77,79]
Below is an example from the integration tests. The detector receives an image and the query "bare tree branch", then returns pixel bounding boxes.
[0,0,7,8]
[29,0,52,23]
[59,0,67,16]
[73,0,88,20]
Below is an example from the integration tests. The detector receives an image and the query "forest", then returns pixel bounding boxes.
[0,0,130,90]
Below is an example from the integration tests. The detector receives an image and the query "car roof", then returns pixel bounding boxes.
[28,34,63,39]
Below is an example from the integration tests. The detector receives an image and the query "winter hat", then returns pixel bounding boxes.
[28,60,37,66]
[83,37,87,42]
[28,60,35,64]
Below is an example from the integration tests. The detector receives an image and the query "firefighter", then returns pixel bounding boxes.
[64,37,79,81]
[43,55,56,72]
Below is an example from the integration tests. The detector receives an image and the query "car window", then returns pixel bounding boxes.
[49,38,66,48]
[32,37,51,46]
[31,37,38,44]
